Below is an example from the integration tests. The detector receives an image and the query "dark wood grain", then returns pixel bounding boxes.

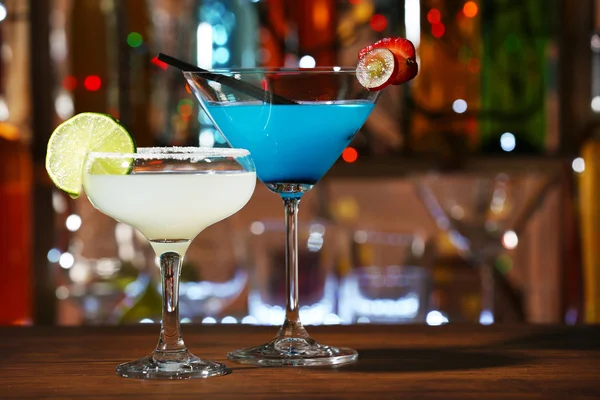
[1,325,599,399]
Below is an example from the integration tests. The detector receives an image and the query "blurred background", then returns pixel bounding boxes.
[0,0,597,327]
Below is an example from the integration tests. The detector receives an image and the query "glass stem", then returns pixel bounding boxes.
[154,251,187,356]
[277,197,309,339]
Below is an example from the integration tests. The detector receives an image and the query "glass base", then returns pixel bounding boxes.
[116,351,229,380]
[227,337,358,367]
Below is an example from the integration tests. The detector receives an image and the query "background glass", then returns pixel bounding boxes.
[179,219,249,322]
[246,219,339,326]
[415,171,554,324]
[338,230,432,324]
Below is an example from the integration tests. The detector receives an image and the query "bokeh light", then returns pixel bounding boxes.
[479,310,494,325]
[591,34,600,51]
[426,310,449,326]
[47,248,61,263]
[62,76,77,91]
[178,99,194,118]
[241,315,258,325]
[212,24,228,46]
[59,252,75,269]
[342,147,358,163]
[427,8,441,24]
[591,96,600,112]
[369,14,387,32]
[55,93,74,120]
[214,47,230,64]
[299,55,316,68]
[352,0,374,23]
[199,129,215,147]
[572,157,585,173]
[452,99,468,114]
[463,1,478,18]
[65,214,82,232]
[502,230,518,250]
[432,23,445,38]
[127,32,143,48]
[496,254,514,274]
[250,221,265,235]
[84,75,102,91]
[500,132,516,152]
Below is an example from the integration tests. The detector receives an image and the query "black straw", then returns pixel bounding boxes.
[157,53,297,105]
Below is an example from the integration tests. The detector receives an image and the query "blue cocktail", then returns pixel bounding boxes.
[186,68,383,366]
[205,101,374,187]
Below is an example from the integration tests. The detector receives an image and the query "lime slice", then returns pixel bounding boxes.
[45,112,136,198]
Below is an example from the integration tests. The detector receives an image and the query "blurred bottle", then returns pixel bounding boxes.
[0,133,32,325]
[479,0,555,154]
[0,2,33,325]
[579,135,600,323]
[410,1,557,159]
[576,11,600,324]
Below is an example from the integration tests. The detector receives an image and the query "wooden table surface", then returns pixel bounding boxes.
[1,324,599,399]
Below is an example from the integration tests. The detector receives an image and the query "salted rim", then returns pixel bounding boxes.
[88,146,250,159]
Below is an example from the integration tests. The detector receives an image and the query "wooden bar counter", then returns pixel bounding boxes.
[1,324,599,399]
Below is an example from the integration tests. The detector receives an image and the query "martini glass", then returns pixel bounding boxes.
[185,68,383,366]
[83,147,256,379]
[415,171,555,323]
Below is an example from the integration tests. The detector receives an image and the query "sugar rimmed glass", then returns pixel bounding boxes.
[83,147,256,379]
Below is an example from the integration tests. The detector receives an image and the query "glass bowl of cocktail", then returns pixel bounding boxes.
[45,113,256,379]
[161,36,419,366]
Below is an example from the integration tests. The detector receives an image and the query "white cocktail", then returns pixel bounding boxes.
[84,171,256,253]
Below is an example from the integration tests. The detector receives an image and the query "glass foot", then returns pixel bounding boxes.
[116,351,229,380]
[227,337,358,367]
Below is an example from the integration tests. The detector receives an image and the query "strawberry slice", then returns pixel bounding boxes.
[356,37,418,91]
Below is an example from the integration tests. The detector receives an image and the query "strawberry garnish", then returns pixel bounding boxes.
[356,37,418,90]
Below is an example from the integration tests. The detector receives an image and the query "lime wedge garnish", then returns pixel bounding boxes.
[45,112,136,198]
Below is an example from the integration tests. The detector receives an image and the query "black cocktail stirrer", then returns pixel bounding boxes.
[157,53,297,105]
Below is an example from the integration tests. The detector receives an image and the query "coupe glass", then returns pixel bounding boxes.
[82,147,256,379]
[185,68,383,366]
